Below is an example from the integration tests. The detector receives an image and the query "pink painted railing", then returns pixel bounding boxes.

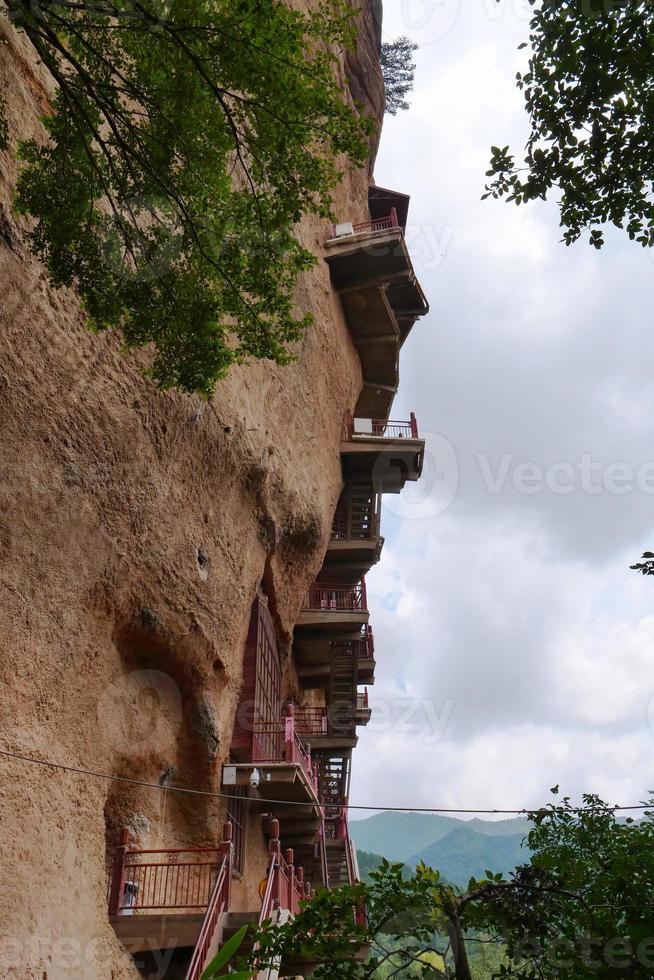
[259,820,313,924]
[252,706,319,796]
[108,834,229,914]
[319,818,330,889]
[331,507,349,539]
[357,689,369,711]
[359,625,375,663]
[185,823,234,980]
[332,626,375,667]
[305,580,368,612]
[330,208,399,239]
[342,411,419,441]
[294,706,328,736]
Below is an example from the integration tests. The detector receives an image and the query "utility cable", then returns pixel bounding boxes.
[0,746,651,816]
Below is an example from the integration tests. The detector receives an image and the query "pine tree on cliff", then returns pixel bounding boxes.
[0,0,373,397]
[380,37,418,116]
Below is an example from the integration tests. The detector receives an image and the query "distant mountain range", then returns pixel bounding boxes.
[350,811,532,887]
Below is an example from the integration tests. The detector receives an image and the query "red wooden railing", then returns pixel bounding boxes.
[108,834,229,914]
[360,624,375,662]
[330,485,380,542]
[293,706,328,736]
[331,506,348,539]
[332,626,375,667]
[259,820,313,924]
[305,579,368,612]
[330,208,399,239]
[319,817,330,889]
[252,705,319,795]
[342,411,419,441]
[185,823,234,980]
[356,689,369,711]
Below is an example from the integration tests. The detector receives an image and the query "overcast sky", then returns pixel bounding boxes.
[351,0,654,819]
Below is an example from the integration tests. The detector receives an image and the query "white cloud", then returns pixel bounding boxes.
[349,2,654,817]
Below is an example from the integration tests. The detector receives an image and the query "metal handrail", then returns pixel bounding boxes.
[356,690,369,711]
[293,707,328,736]
[259,821,313,924]
[251,710,319,795]
[343,412,419,441]
[108,841,225,913]
[330,208,400,239]
[185,846,231,980]
[305,580,368,612]
[332,627,375,664]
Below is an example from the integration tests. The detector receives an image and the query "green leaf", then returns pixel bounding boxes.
[200,925,250,980]
[10,0,371,396]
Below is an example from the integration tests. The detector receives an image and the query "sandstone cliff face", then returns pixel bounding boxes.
[0,4,385,977]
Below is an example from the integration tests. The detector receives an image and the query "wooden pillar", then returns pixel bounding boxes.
[285,848,295,912]
[108,829,130,916]
[220,821,233,908]
[269,819,281,910]
[284,703,295,764]
[391,207,398,228]
[410,412,418,439]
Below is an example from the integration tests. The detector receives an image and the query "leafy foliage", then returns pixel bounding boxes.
[484,1,654,249]
[380,37,418,116]
[6,0,372,395]
[253,794,654,980]
[630,552,654,575]
[200,923,252,980]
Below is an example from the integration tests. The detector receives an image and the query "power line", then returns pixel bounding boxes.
[0,746,651,816]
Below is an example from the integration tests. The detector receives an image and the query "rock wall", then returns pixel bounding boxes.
[0,3,385,977]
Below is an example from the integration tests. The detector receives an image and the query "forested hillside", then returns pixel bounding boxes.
[353,812,531,885]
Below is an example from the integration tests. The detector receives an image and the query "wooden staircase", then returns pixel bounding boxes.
[324,839,351,888]
[317,751,351,818]
[328,647,358,737]
[350,482,377,539]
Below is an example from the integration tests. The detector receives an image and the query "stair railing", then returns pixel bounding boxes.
[260,821,312,925]
[184,822,234,980]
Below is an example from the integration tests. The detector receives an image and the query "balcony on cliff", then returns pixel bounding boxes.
[341,412,425,492]
[108,820,318,976]
[322,480,384,584]
[295,578,369,634]
[325,186,429,419]
[224,596,322,844]
[295,624,376,691]
[226,702,322,823]
[293,688,371,751]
